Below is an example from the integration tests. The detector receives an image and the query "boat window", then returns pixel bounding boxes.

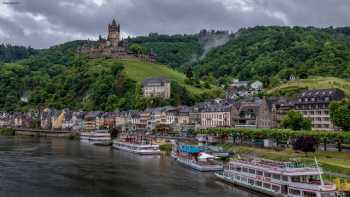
[255,181,262,187]
[321,192,336,197]
[289,189,301,196]
[263,183,271,189]
[304,191,317,197]
[249,169,255,174]
[272,174,281,180]
[248,179,254,185]
[291,176,301,182]
[241,177,247,182]
[264,172,271,178]
[272,185,280,192]
[235,175,240,180]
[257,171,263,176]
[242,168,248,173]
[235,167,241,172]
[282,176,288,181]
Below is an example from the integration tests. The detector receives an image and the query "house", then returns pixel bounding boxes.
[84,111,103,131]
[250,80,263,91]
[0,112,11,128]
[225,80,263,100]
[176,106,191,127]
[295,88,345,131]
[40,108,58,129]
[233,98,274,128]
[51,110,65,130]
[62,109,74,130]
[141,77,171,99]
[115,112,128,129]
[102,112,117,129]
[199,104,233,129]
[71,111,85,132]
[269,97,295,127]
[12,112,24,128]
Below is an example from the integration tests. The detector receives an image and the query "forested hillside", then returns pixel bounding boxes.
[192,26,350,87]
[0,44,38,63]
[0,41,217,112]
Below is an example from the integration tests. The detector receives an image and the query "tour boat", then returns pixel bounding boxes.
[80,129,112,146]
[112,134,160,155]
[171,143,223,172]
[215,157,336,197]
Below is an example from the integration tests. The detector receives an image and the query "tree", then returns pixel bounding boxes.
[293,136,317,155]
[281,110,312,130]
[129,44,145,55]
[185,66,193,79]
[330,100,350,131]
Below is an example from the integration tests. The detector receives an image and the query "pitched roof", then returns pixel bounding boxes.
[141,77,170,86]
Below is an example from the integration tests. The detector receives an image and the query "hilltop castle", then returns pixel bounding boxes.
[79,19,156,62]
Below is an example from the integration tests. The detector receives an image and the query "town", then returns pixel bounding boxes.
[0,79,345,133]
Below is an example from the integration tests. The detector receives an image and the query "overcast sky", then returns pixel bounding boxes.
[0,0,350,48]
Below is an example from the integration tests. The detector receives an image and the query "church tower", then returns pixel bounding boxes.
[107,19,120,47]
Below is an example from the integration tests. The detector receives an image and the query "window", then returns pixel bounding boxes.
[289,189,301,196]
[248,179,254,185]
[291,176,301,182]
[235,175,240,180]
[272,185,280,192]
[264,172,271,178]
[257,171,263,176]
[282,176,288,182]
[255,181,262,187]
[263,183,271,189]
[272,174,280,180]
[243,168,248,173]
[304,191,317,197]
[249,169,255,174]
[235,167,241,172]
[241,177,247,182]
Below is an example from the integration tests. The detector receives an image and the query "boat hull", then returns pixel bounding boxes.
[215,173,279,197]
[172,153,223,172]
[112,140,160,155]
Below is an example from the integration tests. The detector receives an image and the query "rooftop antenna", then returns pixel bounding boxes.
[314,157,324,186]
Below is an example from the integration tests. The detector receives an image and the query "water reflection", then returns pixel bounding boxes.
[0,136,261,197]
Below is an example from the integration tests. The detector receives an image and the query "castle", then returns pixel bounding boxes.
[79,19,156,62]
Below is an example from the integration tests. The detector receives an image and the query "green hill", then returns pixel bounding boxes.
[192,26,350,86]
[119,59,209,94]
[266,77,350,97]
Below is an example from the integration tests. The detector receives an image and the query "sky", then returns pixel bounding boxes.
[0,0,350,48]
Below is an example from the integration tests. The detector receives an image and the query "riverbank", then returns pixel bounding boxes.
[221,144,350,178]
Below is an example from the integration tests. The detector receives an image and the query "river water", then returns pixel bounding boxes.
[0,136,260,197]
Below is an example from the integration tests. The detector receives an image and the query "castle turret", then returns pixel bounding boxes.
[107,19,120,47]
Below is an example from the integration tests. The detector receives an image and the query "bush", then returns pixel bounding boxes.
[0,128,15,136]
[159,144,172,152]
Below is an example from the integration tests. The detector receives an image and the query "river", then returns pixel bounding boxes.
[0,136,260,197]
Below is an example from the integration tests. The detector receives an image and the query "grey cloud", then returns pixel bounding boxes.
[0,0,350,48]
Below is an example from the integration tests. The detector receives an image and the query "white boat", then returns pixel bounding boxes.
[112,139,160,155]
[171,144,223,172]
[80,130,111,145]
[215,158,336,197]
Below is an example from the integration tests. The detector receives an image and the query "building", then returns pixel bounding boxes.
[269,97,295,128]
[199,104,233,129]
[225,80,263,100]
[233,98,274,128]
[80,19,156,61]
[295,88,345,131]
[84,111,103,131]
[141,77,171,99]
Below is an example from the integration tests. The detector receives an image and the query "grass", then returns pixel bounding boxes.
[267,77,350,97]
[222,144,350,177]
[119,59,213,94]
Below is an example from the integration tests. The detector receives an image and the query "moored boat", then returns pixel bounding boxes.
[112,133,160,155]
[80,129,112,146]
[215,157,336,197]
[171,143,223,172]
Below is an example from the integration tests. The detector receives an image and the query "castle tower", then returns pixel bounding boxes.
[107,19,120,47]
